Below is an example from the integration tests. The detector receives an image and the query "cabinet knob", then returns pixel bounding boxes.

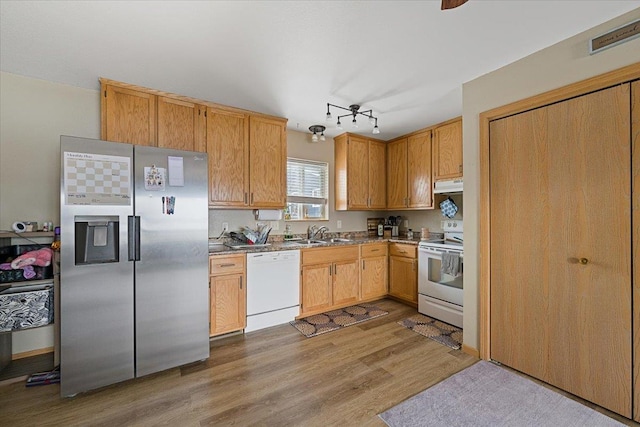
[579,258,589,265]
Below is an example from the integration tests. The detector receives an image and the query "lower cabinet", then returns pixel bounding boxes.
[388,243,418,306]
[300,246,360,316]
[360,243,388,300]
[209,254,246,336]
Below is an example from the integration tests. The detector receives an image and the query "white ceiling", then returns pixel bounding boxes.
[1,1,639,139]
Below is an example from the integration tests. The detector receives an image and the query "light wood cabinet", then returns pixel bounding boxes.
[206,108,249,206]
[300,246,360,316]
[387,130,433,209]
[433,118,462,181]
[102,83,156,146]
[248,116,287,208]
[101,79,206,151]
[360,243,388,301]
[209,254,246,336]
[157,96,206,152]
[334,133,386,210]
[388,243,417,306]
[206,108,286,208]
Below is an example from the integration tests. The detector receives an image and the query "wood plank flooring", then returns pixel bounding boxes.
[0,299,477,426]
[5,299,630,426]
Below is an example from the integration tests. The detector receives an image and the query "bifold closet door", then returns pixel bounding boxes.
[490,83,631,417]
[633,79,640,423]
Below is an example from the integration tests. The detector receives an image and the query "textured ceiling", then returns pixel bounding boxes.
[1,1,639,139]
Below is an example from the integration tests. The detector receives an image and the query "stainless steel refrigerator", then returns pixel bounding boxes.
[59,136,209,397]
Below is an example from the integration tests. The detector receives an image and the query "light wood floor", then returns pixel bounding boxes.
[0,299,477,426]
[2,299,631,426]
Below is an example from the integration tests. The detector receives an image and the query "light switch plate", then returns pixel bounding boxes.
[337,220,342,229]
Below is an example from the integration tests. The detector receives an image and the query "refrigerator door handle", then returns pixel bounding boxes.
[128,216,141,261]
[128,216,136,261]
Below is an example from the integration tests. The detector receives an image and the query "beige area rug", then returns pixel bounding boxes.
[398,314,462,350]
[379,361,625,426]
[290,303,388,337]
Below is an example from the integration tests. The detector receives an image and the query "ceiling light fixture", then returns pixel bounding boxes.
[326,103,380,135]
[309,125,326,142]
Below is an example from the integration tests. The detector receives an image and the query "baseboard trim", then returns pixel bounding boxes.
[12,346,54,360]
[462,344,479,358]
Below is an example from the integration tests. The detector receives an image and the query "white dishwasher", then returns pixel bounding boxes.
[245,250,300,332]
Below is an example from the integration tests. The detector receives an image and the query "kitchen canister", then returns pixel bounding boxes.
[421,227,429,240]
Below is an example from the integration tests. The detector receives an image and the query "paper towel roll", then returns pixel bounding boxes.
[254,209,283,221]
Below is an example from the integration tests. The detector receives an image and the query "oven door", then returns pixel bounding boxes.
[418,247,463,306]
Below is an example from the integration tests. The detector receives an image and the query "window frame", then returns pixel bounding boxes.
[286,157,329,221]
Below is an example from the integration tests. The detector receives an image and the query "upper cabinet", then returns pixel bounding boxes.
[100,79,206,152]
[386,130,433,209]
[206,108,249,206]
[432,118,463,181]
[157,96,206,152]
[206,107,287,208]
[334,133,386,210]
[100,78,287,209]
[102,83,156,146]
[248,116,287,208]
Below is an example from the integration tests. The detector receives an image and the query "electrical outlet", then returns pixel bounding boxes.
[337,220,342,229]
[404,219,409,228]
[271,221,279,230]
[222,222,228,233]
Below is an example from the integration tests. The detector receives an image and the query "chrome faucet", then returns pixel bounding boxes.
[307,225,317,239]
[307,225,329,240]
[316,226,329,239]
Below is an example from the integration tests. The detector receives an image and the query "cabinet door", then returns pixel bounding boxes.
[332,259,360,306]
[407,130,433,208]
[347,136,370,209]
[368,140,387,209]
[433,119,462,180]
[249,116,287,208]
[361,256,388,300]
[103,84,156,146]
[387,138,408,209]
[210,273,246,336]
[389,256,417,303]
[157,96,206,152]
[301,263,332,315]
[207,108,249,207]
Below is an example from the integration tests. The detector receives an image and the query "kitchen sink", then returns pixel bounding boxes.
[316,238,353,243]
[280,239,328,247]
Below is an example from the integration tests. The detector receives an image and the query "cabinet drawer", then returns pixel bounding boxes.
[301,245,359,265]
[389,243,416,258]
[210,254,245,275]
[361,243,388,258]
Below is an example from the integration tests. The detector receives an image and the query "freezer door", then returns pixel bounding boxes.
[59,136,135,397]
[133,146,209,377]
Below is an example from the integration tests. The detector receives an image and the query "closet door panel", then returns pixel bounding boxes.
[545,84,631,417]
[631,80,640,423]
[489,107,550,382]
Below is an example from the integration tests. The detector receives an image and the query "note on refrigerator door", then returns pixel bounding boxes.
[168,156,184,187]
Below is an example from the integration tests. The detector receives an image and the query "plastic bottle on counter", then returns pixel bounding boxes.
[407,229,413,239]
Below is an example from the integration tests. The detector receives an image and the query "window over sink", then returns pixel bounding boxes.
[286,158,328,221]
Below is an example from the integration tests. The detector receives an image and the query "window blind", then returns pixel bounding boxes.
[286,158,328,204]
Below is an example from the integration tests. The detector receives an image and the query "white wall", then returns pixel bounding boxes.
[462,8,640,352]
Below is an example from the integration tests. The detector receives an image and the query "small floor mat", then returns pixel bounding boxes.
[290,303,388,337]
[398,314,462,350]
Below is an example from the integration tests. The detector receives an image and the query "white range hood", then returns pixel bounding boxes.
[434,179,463,194]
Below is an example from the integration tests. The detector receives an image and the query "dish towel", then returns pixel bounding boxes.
[441,252,461,277]
[440,197,458,218]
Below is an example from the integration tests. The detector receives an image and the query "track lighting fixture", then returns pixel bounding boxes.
[309,125,326,143]
[325,103,380,135]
